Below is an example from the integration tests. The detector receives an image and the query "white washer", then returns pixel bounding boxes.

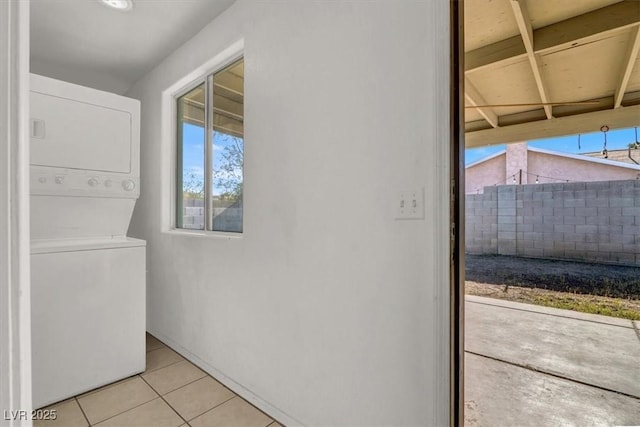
[29,74,146,408]
[31,239,145,408]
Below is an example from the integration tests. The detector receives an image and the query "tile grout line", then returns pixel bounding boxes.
[246,401,280,427]
[141,361,267,425]
[159,373,224,398]
[62,352,281,427]
[170,377,278,426]
[73,396,92,427]
[466,299,636,330]
[139,373,190,426]
[76,373,141,400]
[180,381,279,426]
[465,350,640,401]
[145,338,166,353]
[144,357,187,375]
[84,375,160,426]
[89,398,160,426]
[204,392,278,427]
[185,396,240,424]
[186,394,237,424]
[147,336,280,426]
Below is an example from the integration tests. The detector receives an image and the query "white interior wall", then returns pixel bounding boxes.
[127,1,451,425]
[0,1,32,425]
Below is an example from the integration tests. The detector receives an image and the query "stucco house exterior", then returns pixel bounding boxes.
[466,142,640,194]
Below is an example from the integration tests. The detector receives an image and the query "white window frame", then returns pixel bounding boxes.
[160,40,244,239]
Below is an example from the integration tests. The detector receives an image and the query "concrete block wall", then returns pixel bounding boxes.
[182,198,205,230]
[180,198,243,232]
[465,179,640,266]
[466,187,498,254]
[212,207,243,233]
[498,186,517,255]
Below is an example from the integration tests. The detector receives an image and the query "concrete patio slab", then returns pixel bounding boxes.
[465,352,640,427]
[465,294,633,328]
[465,296,640,398]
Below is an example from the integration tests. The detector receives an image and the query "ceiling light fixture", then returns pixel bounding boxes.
[100,0,133,11]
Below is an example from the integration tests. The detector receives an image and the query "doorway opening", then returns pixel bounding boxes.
[457,0,640,424]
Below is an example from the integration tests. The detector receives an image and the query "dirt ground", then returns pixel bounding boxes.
[466,281,640,320]
[465,254,640,320]
[465,254,640,299]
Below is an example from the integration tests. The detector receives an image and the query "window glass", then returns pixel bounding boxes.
[176,83,206,230]
[212,59,244,232]
[176,58,244,233]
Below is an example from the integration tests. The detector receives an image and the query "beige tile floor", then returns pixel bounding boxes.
[35,334,284,427]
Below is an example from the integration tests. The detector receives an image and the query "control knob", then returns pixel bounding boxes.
[122,179,136,191]
[104,179,113,188]
[88,178,99,187]
[55,176,64,184]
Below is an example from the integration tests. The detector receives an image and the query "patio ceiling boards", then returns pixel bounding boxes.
[465,0,640,147]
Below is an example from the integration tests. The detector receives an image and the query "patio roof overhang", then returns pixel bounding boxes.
[464,0,640,147]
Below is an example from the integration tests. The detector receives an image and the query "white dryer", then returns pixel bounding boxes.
[29,74,146,408]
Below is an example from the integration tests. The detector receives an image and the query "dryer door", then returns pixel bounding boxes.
[30,91,132,173]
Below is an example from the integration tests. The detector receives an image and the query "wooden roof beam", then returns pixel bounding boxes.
[464,77,499,128]
[467,0,640,72]
[510,0,553,119]
[535,0,640,54]
[466,104,640,148]
[615,26,640,109]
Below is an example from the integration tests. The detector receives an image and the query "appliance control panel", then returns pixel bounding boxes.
[31,167,140,198]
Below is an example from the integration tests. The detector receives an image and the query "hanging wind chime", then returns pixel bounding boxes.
[601,125,609,159]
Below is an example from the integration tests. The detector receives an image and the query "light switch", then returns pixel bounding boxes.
[396,188,424,220]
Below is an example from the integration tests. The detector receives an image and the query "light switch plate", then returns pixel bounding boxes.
[396,187,424,220]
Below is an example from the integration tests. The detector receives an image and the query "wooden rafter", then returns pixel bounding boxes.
[464,0,640,146]
[465,101,601,109]
[466,104,640,148]
[464,77,499,128]
[615,26,640,109]
[510,0,553,120]
[467,0,640,73]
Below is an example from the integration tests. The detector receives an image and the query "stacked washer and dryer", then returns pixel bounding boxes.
[29,74,146,409]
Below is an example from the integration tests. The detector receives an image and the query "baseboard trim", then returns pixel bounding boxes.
[147,329,305,427]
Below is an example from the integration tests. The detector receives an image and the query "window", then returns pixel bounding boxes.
[176,58,244,233]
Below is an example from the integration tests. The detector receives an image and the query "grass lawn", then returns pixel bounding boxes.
[466,281,640,321]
